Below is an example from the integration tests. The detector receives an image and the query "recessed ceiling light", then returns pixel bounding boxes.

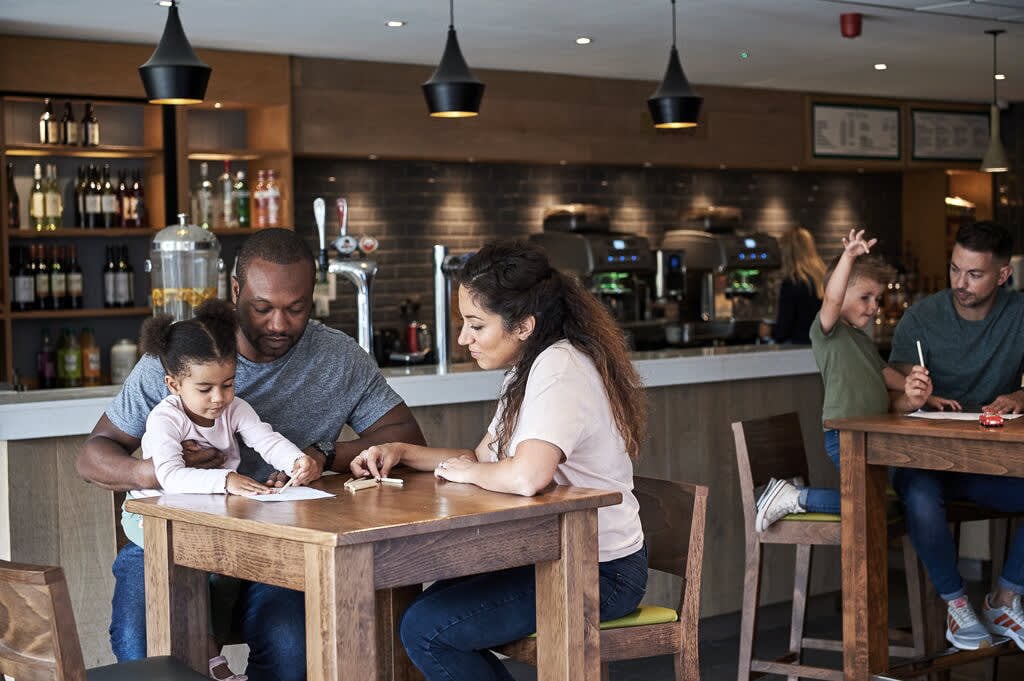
[386,20,405,28]
[155,1,173,6]
[874,63,887,71]
[995,73,1006,80]
[575,36,593,45]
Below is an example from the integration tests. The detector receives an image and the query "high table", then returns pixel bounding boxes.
[125,472,619,681]
[828,413,1024,680]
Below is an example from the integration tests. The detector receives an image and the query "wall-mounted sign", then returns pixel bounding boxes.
[912,109,989,161]
[812,103,900,160]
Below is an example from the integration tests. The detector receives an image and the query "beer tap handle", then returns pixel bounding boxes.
[313,198,327,283]
[333,197,358,256]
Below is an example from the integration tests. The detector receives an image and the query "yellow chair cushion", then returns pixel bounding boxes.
[526,605,678,637]
[780,512,840,522]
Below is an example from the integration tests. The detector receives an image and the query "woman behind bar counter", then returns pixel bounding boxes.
[771,226,826,344]
[353,240,649,681]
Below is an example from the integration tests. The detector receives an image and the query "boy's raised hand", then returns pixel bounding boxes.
[841,228,877,258]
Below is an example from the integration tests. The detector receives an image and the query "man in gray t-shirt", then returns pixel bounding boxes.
[76,229,426,681]
[889,221,1024,652]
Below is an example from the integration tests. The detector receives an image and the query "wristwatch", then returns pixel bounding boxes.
[314,441,336,472]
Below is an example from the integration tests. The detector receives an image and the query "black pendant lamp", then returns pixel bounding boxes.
[139,0,211,105]
[980,29,1009,173]
[422,0,485,117]
[648,0,702,129]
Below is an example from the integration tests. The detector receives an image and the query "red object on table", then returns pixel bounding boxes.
[980,413,1005,427]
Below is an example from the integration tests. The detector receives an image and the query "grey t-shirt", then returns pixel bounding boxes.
[890,288,1024,410]
[107,320,403,480]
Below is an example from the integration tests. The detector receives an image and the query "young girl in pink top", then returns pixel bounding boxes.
[123,298,318,681]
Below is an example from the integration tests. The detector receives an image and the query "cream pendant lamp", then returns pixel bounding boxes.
[648,0,703,129]
[981,29,1009,173]
[422,0,485,117]
[139,0,211,105]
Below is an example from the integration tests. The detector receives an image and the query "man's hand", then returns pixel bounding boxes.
[352,443,405,479]
[181,440,227,469]
[983,390,1024,415]
[926,395,962,412]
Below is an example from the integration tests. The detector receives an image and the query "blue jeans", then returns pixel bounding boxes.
[892,468,1024,601]
[400,544,649,681]
[798,429,841,515]
[110,543,307,681]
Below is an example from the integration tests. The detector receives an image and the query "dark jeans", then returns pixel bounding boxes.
[400,543,649,681]
[110,543,307,681]
[799,429,841,514]
[892,468,1024,601]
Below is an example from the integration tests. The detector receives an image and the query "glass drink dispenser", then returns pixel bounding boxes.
[148,213,221,322]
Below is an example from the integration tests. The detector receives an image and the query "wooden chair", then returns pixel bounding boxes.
[496,476,708,681]
[0,558,210,681]
[732,412,927,681]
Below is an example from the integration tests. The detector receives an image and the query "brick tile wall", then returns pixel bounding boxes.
[294,159,902,339]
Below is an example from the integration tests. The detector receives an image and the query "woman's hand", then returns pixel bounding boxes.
[433,456,478,484]
[289,454,320,486]
[903,365,933,411]
[926,395,962,412]
[351,443,405,479]
[841,228,877,258]
[225,472,274,495]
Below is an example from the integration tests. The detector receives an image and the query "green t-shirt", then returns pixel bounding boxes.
[810,312,890,427]
[890,288,1024,411]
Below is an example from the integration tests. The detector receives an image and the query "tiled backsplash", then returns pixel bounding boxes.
[294,159,902,338]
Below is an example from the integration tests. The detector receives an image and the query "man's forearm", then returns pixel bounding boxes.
[77,437,157,491]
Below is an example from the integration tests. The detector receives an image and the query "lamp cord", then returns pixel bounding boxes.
[672,0,677,49]
[450,0,454,29]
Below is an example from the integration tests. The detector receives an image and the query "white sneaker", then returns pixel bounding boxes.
[946,597,993,650]
[755,479,804,532]
[982,593,1024,650]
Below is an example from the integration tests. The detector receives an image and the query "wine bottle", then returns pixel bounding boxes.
[30,163,46,231]
[196,162,214,229]
[60,101,79,145]
[66,244,84,309]
[74,165,86,227]
[37,329,57,390]
[220,161,236,228]
[103,246,116,308]
[43,163,62,231]
[6,161,19,230]
[132,169,147,228]
[49,245,66,310]
[12,246,35,312]
[34,243,51,310]
[81,102,100,146]
[84,165,102,228]
[234,170,250,228]
[115,244,131,307]
[100,163,118,227]
[39,98,59,144]
[121,169,136,228]
[265,169,281,228]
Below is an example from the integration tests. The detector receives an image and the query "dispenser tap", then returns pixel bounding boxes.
[313,198,327,283]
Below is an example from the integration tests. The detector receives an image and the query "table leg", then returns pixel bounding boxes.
[841,430,889,681]
[535,508,600,681]
[305,543,377,681]
[376,585,424,681]
[143,518,209,673]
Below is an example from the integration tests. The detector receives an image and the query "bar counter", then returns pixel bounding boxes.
[0,344,835,667]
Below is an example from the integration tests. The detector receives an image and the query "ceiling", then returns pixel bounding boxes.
[2,0,1024,103]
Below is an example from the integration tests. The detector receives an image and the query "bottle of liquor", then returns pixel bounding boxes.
[252,170,267,228]
[115,169,127,227]
[84,165,102,228]
[49,245,66,310]
[30,163,46,231]
[120,169,136,228]
[60,101,79,145]
[81,102,100,147]
[219,161,236,228]
[132,170,147,227]
[265,169,281,228]
[103,246,117,308]
[80,327,101,387]
[57,328,82,388]
[73,165,86,227]
[11,246,35,311]
[100,163,118,227]
[37,329,57,390]
[43,163,62,231]
[39,98,59,144]
[115,245,132,307]
[34,243,51,310]
[6,162,19,230]
[65,245,84,309]
[234,170,250,228]
[217,257,227,300]
[195,162,214,229]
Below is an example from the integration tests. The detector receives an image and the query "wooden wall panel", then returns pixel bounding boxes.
[902,170,949,288]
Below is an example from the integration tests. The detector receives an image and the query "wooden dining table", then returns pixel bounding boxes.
[828,412,1024,681]
[125,471,620,681]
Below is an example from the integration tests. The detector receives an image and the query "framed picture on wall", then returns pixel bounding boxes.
[911,109,989,161]
[812,103,901,160]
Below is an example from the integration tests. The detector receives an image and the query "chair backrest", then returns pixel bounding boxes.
[633,476,708,623]
[0,560,87,681]
[732,412,811,531]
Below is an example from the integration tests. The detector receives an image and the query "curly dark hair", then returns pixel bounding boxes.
[139,298,238,377]
[234,228,316,291]
[458,240,647,460]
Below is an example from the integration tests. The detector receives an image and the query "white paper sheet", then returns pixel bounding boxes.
[245,487,336,502]
[908,410,1023,421]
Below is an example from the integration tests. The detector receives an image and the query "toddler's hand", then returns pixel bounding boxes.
[289,454,319,487]
[841,228,877,258]
[903,365,932,411]
[926,395,962,412]
[226,471,274,496]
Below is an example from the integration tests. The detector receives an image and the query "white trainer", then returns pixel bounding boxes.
[754,479,804,532]
[946,597,993,650]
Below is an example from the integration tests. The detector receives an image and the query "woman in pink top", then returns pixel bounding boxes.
[124,298,317,681]
[353,240,649,681]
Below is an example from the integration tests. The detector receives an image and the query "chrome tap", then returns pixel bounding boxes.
[328,258,377,354]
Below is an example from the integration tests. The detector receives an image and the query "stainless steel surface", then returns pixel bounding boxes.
[328,258,376,354]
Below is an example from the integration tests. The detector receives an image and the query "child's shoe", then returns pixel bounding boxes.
[946,597,993,650]
[982,592,1024,650]
[754,479,804,532]
[209,655,247,681]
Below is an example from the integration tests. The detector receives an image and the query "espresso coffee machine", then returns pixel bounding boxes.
[659,228,781,345]
[529,204,661,348]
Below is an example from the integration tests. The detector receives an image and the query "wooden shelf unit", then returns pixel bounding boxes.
[8,228,159,238]
[10,306,152,320]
